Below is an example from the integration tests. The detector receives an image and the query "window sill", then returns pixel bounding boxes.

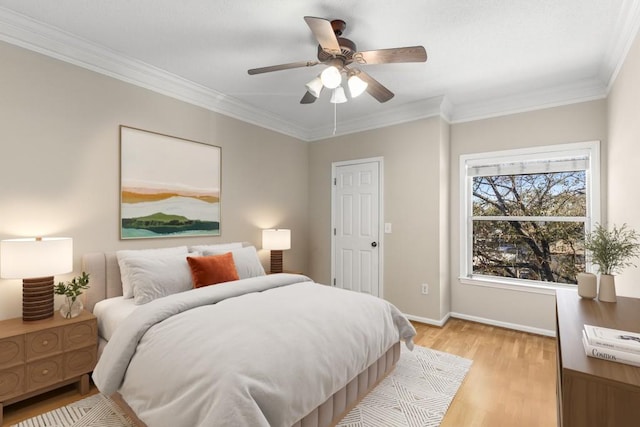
[458,275,576,295]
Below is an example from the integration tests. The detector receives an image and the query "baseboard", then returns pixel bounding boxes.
[403,312,451,327]
[450,312,556,337]
[404,311,556,337]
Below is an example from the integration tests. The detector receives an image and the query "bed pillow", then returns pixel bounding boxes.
[187,252,239,288]
[203,246,266,279]
[117,246,189,299]
[118,253,193,305]
[189,242,243,253]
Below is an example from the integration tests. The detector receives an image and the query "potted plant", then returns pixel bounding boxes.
[584,223,640,302]
[54,272,90,318]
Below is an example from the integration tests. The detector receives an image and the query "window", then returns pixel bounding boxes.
[460,141,600,290]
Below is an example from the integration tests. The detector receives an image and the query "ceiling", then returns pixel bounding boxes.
[0,1,638,141]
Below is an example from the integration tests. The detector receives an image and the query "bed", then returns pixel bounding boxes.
[82,243,416,427]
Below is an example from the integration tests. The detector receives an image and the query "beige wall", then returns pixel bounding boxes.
[0,41,309,320]
[608,31,640,298]
[450,100,608,332]
[308,117,450,321]
[3,28,638,332]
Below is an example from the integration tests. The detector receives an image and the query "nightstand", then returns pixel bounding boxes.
[0,310,97,425]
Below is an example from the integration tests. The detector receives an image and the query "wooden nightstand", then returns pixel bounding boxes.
[0,310,97,425]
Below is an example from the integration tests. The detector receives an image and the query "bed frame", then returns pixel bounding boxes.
[81,250,401,427]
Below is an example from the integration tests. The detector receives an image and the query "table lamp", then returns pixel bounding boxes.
[262,229,291,274]
[1,237,73,321]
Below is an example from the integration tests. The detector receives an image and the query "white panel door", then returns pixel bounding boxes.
[333,160,380,296]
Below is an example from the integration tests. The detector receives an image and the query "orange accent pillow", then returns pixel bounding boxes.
[187,253,239,288]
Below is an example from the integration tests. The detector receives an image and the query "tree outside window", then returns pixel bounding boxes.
[472,171,586,284]
[460,142,600,290]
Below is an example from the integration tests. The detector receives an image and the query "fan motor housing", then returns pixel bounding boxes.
[317,37,357,63]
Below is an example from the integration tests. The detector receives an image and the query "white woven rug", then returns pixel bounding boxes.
[337,345,472,427]
[12,345,471,427]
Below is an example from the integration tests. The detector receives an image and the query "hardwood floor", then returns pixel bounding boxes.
[413,319,557,427]
[2,318,557,427]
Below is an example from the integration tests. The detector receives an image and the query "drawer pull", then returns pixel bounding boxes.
[42,340,49,346]
[42,369,49,375]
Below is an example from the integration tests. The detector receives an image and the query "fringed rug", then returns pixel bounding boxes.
[12,345,471,427]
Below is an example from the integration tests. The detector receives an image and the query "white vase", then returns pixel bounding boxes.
[577,272,597,299]
[60,298,83,319]
[598,274,617,302]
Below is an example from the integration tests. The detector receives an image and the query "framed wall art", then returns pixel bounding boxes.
[120,126,221,239]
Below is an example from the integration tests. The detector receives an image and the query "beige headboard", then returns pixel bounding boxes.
[81,252,122,312]
[81,242,254,312]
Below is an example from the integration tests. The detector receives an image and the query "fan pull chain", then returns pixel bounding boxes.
[333,102,337,135]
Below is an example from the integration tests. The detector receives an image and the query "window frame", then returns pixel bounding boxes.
[459,141,601,294]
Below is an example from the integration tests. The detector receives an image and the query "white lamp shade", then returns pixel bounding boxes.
[330,87,348,104]
[320,66,342,89]
[0,237,73,278]
[348,74,368,98]
[305,76,323,98]
[262,229,291,250]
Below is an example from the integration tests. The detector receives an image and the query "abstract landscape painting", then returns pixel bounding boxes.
[120,126,221,239]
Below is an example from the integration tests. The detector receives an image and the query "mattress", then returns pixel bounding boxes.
[93,296,138,341]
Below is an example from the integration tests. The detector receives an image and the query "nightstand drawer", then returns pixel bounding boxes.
[26,356,63,392]
[64,346,97,379]
[0,336,24,369]
[0,365,25,400]
[26,328,62,361]
[63,319,97,350]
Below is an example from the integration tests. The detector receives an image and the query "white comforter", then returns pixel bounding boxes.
[92,274,416,427]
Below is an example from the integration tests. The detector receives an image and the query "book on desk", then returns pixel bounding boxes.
[582,324,640,367]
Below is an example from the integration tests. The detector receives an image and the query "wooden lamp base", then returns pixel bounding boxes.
[22,276,55,321]
[270,250,283,274]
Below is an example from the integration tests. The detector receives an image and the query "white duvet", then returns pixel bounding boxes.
[92,274,416,427]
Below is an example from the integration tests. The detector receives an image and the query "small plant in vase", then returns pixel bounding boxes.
[584,223,640,302]
[54,272,90,318]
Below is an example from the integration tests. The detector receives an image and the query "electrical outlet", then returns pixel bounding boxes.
[421,283,429,295]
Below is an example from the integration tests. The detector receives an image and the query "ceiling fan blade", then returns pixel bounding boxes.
[304,16,341,56]
[248,60,319,75]
[300,91,318,104]
[356,70,395,103]
[353,46,427,65]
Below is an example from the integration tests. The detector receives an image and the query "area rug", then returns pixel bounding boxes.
[12,345,471,427]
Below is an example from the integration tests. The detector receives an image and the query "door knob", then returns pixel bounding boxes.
[371,242,377,247]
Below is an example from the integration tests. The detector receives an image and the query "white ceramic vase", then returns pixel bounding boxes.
[577,272,597,299]
[598,274,617,302]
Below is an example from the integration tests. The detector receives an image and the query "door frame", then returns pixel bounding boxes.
[331,157,385,298]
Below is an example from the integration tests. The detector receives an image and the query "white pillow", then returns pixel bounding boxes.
[118,253,193,305]
[203,246,265,279]
[189,242,243,253]
[117,246,188,298]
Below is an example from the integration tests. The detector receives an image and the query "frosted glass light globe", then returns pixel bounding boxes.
[320,66,342,89]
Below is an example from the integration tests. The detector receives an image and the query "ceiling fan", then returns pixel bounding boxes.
[247,16,427,104]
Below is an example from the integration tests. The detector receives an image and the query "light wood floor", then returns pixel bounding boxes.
[414,319,558,427]
[2,318,557,427]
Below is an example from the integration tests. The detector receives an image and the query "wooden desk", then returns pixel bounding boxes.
[556,289,640,427]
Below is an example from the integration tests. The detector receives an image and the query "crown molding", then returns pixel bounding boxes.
[0,5,632,140]
[602,0,640,92]
[0,6,309,141]
[305,96,451,141]
[449,78,608,124]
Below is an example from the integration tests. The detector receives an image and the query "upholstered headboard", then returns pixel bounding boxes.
[82,252,122,312]
[81,242,254,312]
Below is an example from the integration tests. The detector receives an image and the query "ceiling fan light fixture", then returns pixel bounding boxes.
[348,74,368,98]
[330,86,348,104]
[321,66,342,89]
[305,76,323,98]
